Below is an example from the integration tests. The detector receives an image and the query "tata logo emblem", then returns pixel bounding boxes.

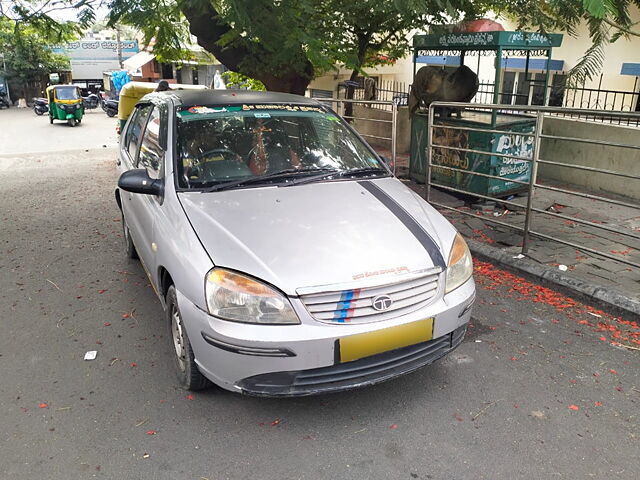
[372,295,393,311]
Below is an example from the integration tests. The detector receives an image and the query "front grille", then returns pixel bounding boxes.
[239,325,467,397]
[299,271,441,324]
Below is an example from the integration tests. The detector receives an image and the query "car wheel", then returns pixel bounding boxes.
[166,285,210,391]
[122,214,138,259]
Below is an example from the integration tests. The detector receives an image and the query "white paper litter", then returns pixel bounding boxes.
[513,254,525,259]
[558,264,568,271]
[84,350,97,361]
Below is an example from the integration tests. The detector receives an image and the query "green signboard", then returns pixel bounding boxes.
[413,31,563,50]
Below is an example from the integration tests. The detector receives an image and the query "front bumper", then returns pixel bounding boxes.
[239,325,467,396]
[177,278,474,396]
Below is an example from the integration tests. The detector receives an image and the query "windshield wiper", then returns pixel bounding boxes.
[285,166,389,186]
[204,167,338,192]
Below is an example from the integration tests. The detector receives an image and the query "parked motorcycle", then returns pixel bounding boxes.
[0,88,10,109]
[100,95,119,117]
[33,97,49,115]
[83,93,100,110]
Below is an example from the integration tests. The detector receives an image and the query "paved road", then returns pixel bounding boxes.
[1,145,638,479]
[0,107,119,155]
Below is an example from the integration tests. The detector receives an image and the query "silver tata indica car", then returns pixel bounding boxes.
[115,89,475,396]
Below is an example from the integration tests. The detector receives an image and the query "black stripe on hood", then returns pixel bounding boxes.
[358,180,446,269]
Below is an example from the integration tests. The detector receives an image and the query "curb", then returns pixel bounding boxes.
[467,239,640,320]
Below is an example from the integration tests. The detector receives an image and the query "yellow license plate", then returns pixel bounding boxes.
[338,318,434,363]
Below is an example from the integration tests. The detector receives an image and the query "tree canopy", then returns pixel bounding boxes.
[0,16,74,99]
[2,1,639,92]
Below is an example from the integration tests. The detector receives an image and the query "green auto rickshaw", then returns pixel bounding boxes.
[46,85,84,127]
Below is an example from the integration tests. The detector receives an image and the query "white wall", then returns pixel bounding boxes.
[492,10,640,92]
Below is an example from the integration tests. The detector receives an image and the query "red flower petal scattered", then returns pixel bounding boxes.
[390,424,398,429]
[103,322,111,327]
[146,430,157,435]
[97,289,107,294]
[594,402,603,407]
[568,405,579,411]
[185,394,194,400]
[38,403,48,408]
[609,369,618,375]
[130,362,137,368]
[473,260,640,350]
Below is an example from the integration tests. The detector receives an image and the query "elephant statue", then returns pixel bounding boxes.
[409,65,479,116]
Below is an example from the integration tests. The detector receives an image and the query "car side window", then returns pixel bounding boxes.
[126,105,152,162]
[138,106,165,179]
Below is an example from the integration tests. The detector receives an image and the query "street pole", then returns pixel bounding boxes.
[116,26,123,69]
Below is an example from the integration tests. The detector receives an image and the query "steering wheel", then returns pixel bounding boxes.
[195,148,238,162]
[188,148,249,184]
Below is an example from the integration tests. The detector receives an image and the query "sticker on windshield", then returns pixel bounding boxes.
[187,106,225,114]
[254,112,271,118]
[242,104,324,113]
[326,115,340,122]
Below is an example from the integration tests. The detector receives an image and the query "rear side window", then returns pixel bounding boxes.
[126,105,152,161]
[138,107,165,179]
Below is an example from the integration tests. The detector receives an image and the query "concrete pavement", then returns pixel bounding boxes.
[0,107,119,155]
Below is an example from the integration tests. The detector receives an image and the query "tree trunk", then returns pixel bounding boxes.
[344,69,359,122]
[344,32,371,121]
[181,1,313,94]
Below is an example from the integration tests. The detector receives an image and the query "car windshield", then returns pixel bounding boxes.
[176,104,385,189]
[55,87,79,101]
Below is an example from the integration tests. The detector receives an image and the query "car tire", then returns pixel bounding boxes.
[122,214,138,259]
[166,285,210,391]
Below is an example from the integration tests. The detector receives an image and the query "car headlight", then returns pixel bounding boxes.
[445,233,473,294]
[205,268,300,324]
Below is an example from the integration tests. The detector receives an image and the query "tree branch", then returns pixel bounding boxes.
[601,16,640,38]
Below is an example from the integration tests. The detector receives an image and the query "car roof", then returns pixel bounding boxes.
[155,89,323,108]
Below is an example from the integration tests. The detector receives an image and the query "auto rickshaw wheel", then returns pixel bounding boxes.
[68,118,77,127]
[49,116,53,124]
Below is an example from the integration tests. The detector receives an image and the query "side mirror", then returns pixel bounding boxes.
[118,169,163,196]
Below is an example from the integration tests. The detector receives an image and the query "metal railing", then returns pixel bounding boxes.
[347,80,409,111]
[314,98,398,174]
[425,101,640,269]
[472,80,640,126]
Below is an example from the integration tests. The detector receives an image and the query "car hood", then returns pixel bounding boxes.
[178,177,456,295]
